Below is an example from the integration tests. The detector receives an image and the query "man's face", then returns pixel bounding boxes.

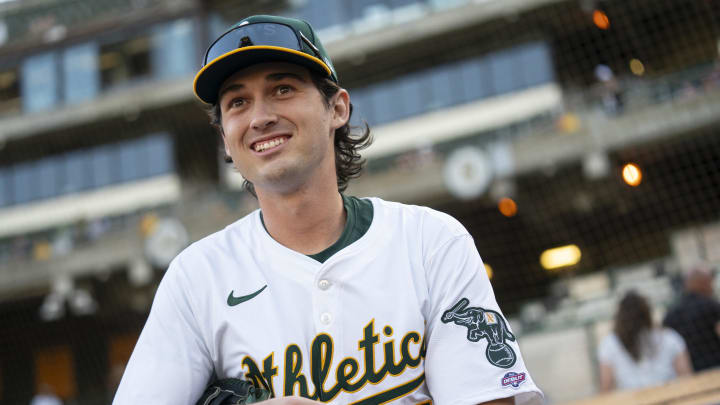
[218,62,349,195]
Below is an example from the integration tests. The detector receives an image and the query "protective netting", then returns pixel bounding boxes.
[0,0,719,404]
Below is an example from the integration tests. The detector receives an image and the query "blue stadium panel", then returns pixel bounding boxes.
[0,168,9,208]
[10,162,37,204]
[62,42,100,104]
[119,137,148,182]
[488,47,524,95]
[152,19,197,79]
[91,145,121,188]
[517,41,555,87]
[289,0,348,30]
[395,71,426,119]
[347,41,555,126]
[21,52,60,113]
[35,156,60,200]
[144,133,174,177]
[62,149,93,195]
[458,57,493,104]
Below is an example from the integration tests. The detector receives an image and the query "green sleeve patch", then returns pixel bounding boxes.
[441,298,517,368]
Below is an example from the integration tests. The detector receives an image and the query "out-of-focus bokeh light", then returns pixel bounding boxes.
[630,58,645,76]
[557,113,581,133]
[498,197,518,217]
[622,163,643,186]
[33,240,52,261]
[540,244,582,270]
[139,212,159,237]
[484,263,493,279]
[593,10,610,30]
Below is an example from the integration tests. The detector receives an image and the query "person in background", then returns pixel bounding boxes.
[597,291,692,392]
[594,64,624,116]
[664,265,720,371]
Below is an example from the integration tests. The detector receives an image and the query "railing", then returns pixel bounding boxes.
[560,368,720,405]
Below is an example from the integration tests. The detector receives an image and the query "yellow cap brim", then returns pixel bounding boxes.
[193,45,334,104]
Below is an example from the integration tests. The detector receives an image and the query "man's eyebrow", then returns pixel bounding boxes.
[266,72,307,82]
[218,72,306,102]
[218,83,243,102]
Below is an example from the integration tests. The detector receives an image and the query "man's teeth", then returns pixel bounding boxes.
[254,137,285,152]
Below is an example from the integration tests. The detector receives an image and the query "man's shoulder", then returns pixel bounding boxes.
[669,293,718,312]
[174,210,259,263]
[367,197,469,236]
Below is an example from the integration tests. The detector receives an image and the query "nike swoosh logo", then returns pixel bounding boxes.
[227,285,267,306]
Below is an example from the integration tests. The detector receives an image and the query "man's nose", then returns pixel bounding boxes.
[249,101,278,131]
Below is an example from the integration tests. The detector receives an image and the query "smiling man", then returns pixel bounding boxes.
[113,15,543,405]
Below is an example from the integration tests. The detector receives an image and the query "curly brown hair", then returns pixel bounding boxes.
[207,71,372,197]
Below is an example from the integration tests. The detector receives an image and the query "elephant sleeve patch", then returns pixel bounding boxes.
[441,298,517,369]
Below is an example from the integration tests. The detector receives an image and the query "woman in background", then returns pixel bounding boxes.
[597,290,692,392]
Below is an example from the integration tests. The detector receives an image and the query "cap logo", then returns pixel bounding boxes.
[240,36,253,47]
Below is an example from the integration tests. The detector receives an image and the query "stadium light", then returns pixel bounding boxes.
[498,197,518,217]
[622,163,642,186]
[540,245,582,270]
[630,59,645,76]
[593,10,610,30]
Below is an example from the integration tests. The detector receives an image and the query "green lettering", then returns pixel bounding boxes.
[400,332,422,368]
[284,344,310,398]
[383,339,404,375]
[336,357,363,392]
[262,352,278,397]
[358,320,383,384]
[242,356,270,392]
[310,334,340,401]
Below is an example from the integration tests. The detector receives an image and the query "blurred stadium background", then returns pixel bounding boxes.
[1,0,719,404]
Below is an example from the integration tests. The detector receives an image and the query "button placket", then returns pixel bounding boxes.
[320,312,332,325]
[314,269,338,331]
[318,279,332,290]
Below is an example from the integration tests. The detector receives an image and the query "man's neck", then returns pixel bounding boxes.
[256,182,346,255]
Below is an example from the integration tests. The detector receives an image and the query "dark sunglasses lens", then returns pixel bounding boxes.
[205,23,301,65]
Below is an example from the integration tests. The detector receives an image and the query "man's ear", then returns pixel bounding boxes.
[218,127,232,158]
[222,137,232,159]
[331,89,351,130]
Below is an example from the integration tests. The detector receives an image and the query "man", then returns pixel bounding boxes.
[113,15,542,405]
[664,265,720,371]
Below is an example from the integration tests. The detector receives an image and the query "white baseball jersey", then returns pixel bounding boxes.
[114,197,542,405]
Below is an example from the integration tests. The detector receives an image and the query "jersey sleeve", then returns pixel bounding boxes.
[422,231,543,405]
[113,256,213,405]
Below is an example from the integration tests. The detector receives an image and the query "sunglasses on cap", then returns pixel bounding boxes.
[203,21,328,70]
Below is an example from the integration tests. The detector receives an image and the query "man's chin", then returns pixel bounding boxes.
[252,167,308,194]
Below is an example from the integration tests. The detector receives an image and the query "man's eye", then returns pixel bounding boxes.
[276,85,292,95]
[228,98,245,108]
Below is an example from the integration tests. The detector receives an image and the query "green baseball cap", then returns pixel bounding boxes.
[193,15,338,104]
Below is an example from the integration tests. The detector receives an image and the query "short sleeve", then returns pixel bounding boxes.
[663,328,687,357]
[423,233,543,405]
[113,258,213,405]
[597,334,617,365]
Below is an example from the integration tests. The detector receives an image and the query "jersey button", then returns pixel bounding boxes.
[320,312,332,325]
[318,279,332,290]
